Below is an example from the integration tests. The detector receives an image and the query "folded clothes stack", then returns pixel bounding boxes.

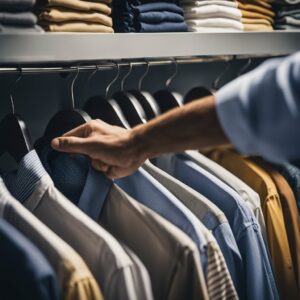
[35,0,113,32]
[237,0,275,31]
[113,0,187,32]
[0,0,43,33]
[182,0,243,32]
[274,2,300,30]
[182,0,274,32]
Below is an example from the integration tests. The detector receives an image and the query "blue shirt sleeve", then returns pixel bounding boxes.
[216,52,300,163]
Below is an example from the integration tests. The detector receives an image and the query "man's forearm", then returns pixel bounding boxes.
[131,95,230,159]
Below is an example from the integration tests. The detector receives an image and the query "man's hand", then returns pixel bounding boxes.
[51,119,147,179]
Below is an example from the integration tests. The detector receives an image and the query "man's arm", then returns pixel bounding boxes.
[51,52,300,178]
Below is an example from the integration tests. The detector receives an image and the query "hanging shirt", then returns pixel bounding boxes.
[143,161,239,300]
[154,153,279,300]
[3,150,148,300]
[216,52,300,163]
[185,150,267,243]
[0,218,60,300]
[206,149,297,300]
[116,167,208,272]
[252,158,300,295]
[37,144,208,300]
[0,178,103,300]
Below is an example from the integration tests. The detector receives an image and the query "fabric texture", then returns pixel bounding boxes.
[0,218,60,300]
[274,163,300,214]
[4,150,147,300]
[133,21,187,31]
[38,8,112,23]
[186,18,243,30]
[154,153,280,300]
[0,11,37,26]
[143,161,240,300]
[183,5,242,21]
[243,23,273,30]
[0,0,35,11]
[215,53,300,163]
[137,11,184,23]
[237,2,275,17]
[0,178,103,300]
[206,149,298,300]
[36,0,111,12]
[0,24,43,32]
[186,150,267,243]
[39,21,114,32]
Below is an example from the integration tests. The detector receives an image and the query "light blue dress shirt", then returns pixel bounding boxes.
[154,154,279,300]
[216,52,300,163]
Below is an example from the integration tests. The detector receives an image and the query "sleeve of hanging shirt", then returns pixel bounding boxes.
[215,52,300,163]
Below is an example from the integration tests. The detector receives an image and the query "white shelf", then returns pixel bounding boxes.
[1,31,300,65]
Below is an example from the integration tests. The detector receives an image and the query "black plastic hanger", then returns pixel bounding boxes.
[0,68,33,163]
[128,61,161,121]
[153,59,182,114]
[42,67,91,142]
[83,64,131,129]
[112,62,147,127]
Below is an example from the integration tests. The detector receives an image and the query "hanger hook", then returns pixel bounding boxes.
[71,66,80,109]
[121,62,133,92]
[138,61,150,90]
[106,62,120,98]
[9,67,23,114]
[166,59,178,89]
[88,64,99,82]
[212,56,235,91]
[236,57,252,78]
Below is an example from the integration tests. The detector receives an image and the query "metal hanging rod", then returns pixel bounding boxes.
[0,56,236,75]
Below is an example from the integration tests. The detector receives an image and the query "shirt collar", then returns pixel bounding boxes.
[3,150,48,203]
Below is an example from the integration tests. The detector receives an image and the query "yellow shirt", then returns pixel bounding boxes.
[206,149,298,300]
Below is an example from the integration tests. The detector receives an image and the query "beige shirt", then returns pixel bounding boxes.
[100,184,209,300]
[0,178,103,300]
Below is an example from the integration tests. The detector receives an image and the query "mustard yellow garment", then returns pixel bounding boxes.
[240,10,274,24]
[243,23,273,31]
[253,159,300,296]
[40,21,114,32]
[238,2,275,17]
[205,149,298,300]
[39,8,112,27]
[242,17,272,26]
[244,0,273,10]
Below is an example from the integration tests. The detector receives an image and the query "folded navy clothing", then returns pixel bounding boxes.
[132,2,183,14]
[0,24,43,33]
[0,12,37,26]
[138,11,184,23]
[0,0,35,12]
[136,20,187,31]
[116,20,187,32]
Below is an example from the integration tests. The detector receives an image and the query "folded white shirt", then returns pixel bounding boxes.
[188,26,242,32]
[184,5,242,21]
[182,0,238,8]
[186,17,244,30]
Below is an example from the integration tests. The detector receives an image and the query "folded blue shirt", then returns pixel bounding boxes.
[154,153,280,300]
[0,218,60,300]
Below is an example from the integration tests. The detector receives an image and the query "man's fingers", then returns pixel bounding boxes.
[91,159,110,173]
[51,136,92,154]
[62,123,92,138]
